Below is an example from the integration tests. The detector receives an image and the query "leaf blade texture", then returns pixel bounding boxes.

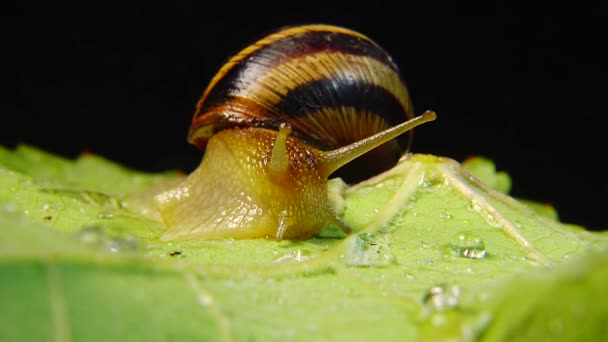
[1,145,606,341]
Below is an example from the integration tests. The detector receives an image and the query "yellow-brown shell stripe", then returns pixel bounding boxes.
[189,48,412,149]
[238,51,411,118]
[288,107,392,149]
[197,25,375,111]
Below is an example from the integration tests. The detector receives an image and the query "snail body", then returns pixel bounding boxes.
[155,25,436,241]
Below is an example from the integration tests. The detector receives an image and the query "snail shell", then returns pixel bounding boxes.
[155,24,436,241]
[189,24,414,183]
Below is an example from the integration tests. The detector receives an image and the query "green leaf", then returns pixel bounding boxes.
[461,155,512,194]
[481,250,608,341]
[1,145,607,341]
[462,156,559,220]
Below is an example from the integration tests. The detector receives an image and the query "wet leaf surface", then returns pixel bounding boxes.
[1,145,606,341]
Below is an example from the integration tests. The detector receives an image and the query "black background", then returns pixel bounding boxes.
[4,3,606,230]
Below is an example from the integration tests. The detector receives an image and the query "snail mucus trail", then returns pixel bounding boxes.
[155,24,437,241]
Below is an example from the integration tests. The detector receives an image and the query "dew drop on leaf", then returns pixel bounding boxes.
[483,213,499,227]
[343,232,393,267]
[3,202,17,213]
[439,209,452,219]
[97,211,114,219]
[423,284,461,311]
[419,170,447,192]
[467,200,480,212]
[77,226,104,245]
[466,200,500,227]
[450,232,487,259]
[76,226,138,253]
[402,271,416,280]
[40,202,62,213]
[273,249,311,263]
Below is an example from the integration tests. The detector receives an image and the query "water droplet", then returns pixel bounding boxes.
[97,211,113,219]
[343,232,393,267]
[467,200,501,227]
[40,202,62,213]
[420,241,433,249]
[484,213,499,227]
[77,226,104,245]
[419,170,447,192]
[467,200,480,212]
[273,249,311,263]
[439,210,452,219]
[450,232,487,259]
[3,203,17,213]
[385,209,410,232]
[76,226,137,253]
[403,271,416,280]
[197,293,213,306]
[423,284,461,311]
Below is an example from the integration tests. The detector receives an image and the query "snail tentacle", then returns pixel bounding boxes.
[321,111,437,176]
[269,123,292,178]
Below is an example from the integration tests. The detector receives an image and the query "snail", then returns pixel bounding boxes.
[155,24,436,241]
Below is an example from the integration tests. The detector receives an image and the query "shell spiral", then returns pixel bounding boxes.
[188,24,414,182]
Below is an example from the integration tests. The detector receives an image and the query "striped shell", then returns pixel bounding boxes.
[189,24,414,182]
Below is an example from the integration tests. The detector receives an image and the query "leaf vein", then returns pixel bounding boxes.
[46,262,72,342]
[182,271,233,342]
